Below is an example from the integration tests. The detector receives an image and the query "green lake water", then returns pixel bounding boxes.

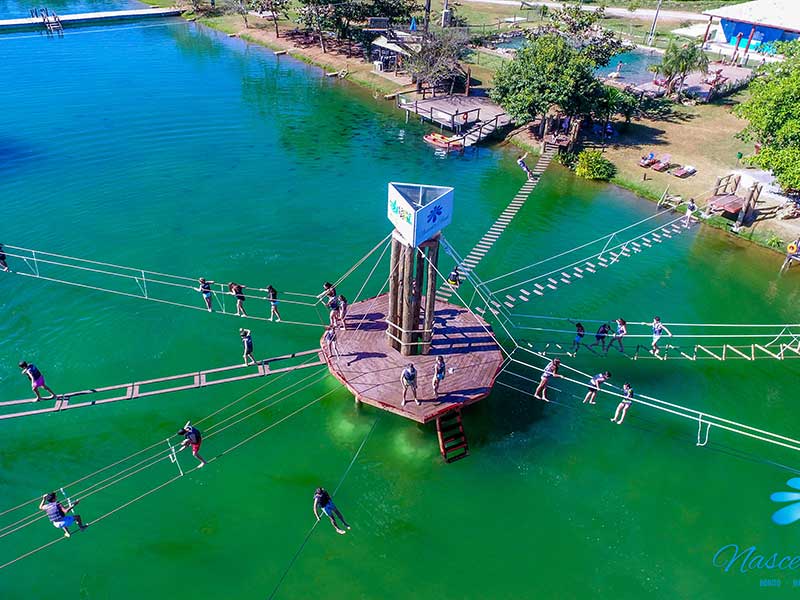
[3,18,800,600]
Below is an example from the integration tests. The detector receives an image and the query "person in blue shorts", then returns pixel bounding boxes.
[588,323,611,352]
[240,328,255,366]
[432,355,446,398]
[196,277,215,312]
[258,285,282,322]
[313,487,350,534]
[39,491,86,538]
[569,321,585,355]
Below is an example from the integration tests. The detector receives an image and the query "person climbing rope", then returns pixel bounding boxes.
[177,421,206,468]
[610,383,634,425]
[569,320,585,356]
[606,318,627,354]
[196,277,215,312]
[313,487,350,535]
[258,284,281,322]
[650,316,672,357]
[39,491,86,538]
[588,323,611,352]
[19,361,57,402]
[401,363,418,407]
[534,358,562,402]
[228,282,248,317]
[583,371,611,405]
[516,153,535,181]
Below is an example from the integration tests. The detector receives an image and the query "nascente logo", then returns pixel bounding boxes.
[771,478,800,525]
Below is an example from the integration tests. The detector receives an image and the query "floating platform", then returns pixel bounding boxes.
[322,293,504,424]
[0,8,183,31]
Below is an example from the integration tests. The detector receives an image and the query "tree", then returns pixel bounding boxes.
[406,29,469,93]
[227,0,252,27]
[491,33,600,123]
[543,2,625,67]
[297,1,336,52]
[595,85,638,131]
[661,39,709,97]
[256,0,290,37]
[735,40,800,191]
[575,149,616,180]
[367,0,421,25]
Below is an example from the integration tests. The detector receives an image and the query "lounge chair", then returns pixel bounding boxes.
[651,155,671,172]
[639,152,657,167]
[673,165,697,178]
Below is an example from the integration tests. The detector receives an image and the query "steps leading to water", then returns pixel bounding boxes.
[436,408,469,463]
[0,8,183,30]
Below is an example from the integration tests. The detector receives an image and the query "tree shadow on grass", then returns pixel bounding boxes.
[603,122,671,150]
[639,97,698,124]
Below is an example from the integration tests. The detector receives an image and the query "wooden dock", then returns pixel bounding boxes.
[0,349,324,420]
[0,8,183,30]
[322,293,504,424]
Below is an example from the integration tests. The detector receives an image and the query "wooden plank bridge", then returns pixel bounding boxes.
[0,7,183,31]
[0,349,324,421]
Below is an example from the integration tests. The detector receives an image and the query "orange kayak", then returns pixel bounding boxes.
[424,132,463,150]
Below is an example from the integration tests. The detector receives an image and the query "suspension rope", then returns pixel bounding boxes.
[509,314,800,329]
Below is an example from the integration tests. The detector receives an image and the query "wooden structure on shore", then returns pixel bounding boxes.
[705,173,762,229]
[0,7,182,31]
[322,182,504,462]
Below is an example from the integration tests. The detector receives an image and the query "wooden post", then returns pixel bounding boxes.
[702,16,713,46]
[412,247,426,349]
[387,237,402,351]
[732,32,743,63]
[400,243,416,355]
[422,239,439,355]
[743,25,756,57]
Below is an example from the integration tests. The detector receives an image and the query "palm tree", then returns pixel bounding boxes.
[647,62,660,82]
[661,39,710,98]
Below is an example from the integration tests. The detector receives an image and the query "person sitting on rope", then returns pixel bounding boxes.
[19,361,57,402]
[324,325,340,359]
[196,277,215,312]
[240,328,255,366]
[583,371,611,405]
[39,491,86,538]
[516,152,535,181]
[610,383,634,425]
[650,317,672,357]
[228,282,248,317]
[447,267,461,288]
[0,243,10,272]
[684,198,698,228]
[588,323,611,352]
[606,318,627,354]
[569,321,585,356]
[432,355,447,399]
[401,363,418,407]
[338,295,348,330]
[313,487,350,535]
[177,421,206,468]
[534,358,562,402]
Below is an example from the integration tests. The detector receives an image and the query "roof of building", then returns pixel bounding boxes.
[703,0,800,34]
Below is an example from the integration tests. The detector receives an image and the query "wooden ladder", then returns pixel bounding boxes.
[436,408,469,463]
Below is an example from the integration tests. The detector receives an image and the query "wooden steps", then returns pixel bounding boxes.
[436,408,469,463]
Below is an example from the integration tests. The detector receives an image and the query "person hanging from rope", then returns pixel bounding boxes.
[650,316,673,357]
[516,152,535,181]
[684,198,698,228]
[240,328,256,366]
[228,282,248,317]
[588,323,611,352]
[432,355,447,399]
[313,487,350,535]
[196,277,215,312]
[447,267,461,288]
[338,295,348,330]
[583,371,611,405]
[258,284,282,322]
[39,491,86,538]
[0,243,10,272]
[534,358,562,402]
[606,318,627,354]
[569,321,585,356]
[610,383,634,425]
[401,363,418,407]
[19,361,57,402]
[177,421,206,468]
[324,325,340,359]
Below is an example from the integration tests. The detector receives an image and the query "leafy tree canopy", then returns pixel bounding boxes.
[406,29,469,90]
[540,2,625,68]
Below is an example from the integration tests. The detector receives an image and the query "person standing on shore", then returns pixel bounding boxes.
[313,487,350,535]
[240,328,255,366]
[583,371,611,405]
[534,358,562,402]
[19,361,57,402]
[401,363,418,407]
[178,421,206,468]
[196,277,215,312]
[39,491,87,538]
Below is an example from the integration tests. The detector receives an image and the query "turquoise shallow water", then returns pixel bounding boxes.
[2,18,800,600]
[0,0,142,19]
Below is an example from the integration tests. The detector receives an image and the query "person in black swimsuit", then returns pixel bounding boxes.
[228,282,247,317]
[0,244,9,272]
[240,328,255,366]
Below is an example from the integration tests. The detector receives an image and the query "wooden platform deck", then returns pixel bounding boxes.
[708,193,745,215]
[322,293,504,424]
[0,8,182,30]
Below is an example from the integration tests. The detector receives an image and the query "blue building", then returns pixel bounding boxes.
[703,0,799,54]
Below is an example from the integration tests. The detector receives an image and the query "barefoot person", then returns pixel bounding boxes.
[178,421,206,468]
[0,243,9,272]
[324,325,340,359]
[588,323,611,352]
[196,277,215,312]
[401,363,418,407]
[19,361,57,402]
[684,198,697,227]
[313,487,350,535]
[240,328,255,366]
[569,321,585,355]
[650,316,672,356]
[326,294,341,328]
[583,371,611,405]
[517,153,534,180]
[228,282,247,317]
[432,355,446,399]
[39,491,86,538]
[259,285,281,322]
[338,295,348,330]
[534,358,562,402]
[606,318,627,354]
[611,383,634,424]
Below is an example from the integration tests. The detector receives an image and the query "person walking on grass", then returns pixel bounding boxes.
[588,323,611,352]
[228,282,247,317]
[569,321,585,356]
[583,371,611,405]
[401,363,418,407]
[19,361,57,402]
[39,491,87,538]
[240,328,255,366]
[534,358,562,402]
[313,487,350,535]
[0,243,10,272]
[650,316,672,357]
[258,284,281,322]
[324,325,340,359]
[338,295,348,330]
[432,355,446,399]
[611,383,634,425]
[178,421,206,468]
[196,277,215,312]
[606,318,627,354]
[517,153,535,181]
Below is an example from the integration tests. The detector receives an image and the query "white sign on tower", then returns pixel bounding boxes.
[387,182,454,247]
